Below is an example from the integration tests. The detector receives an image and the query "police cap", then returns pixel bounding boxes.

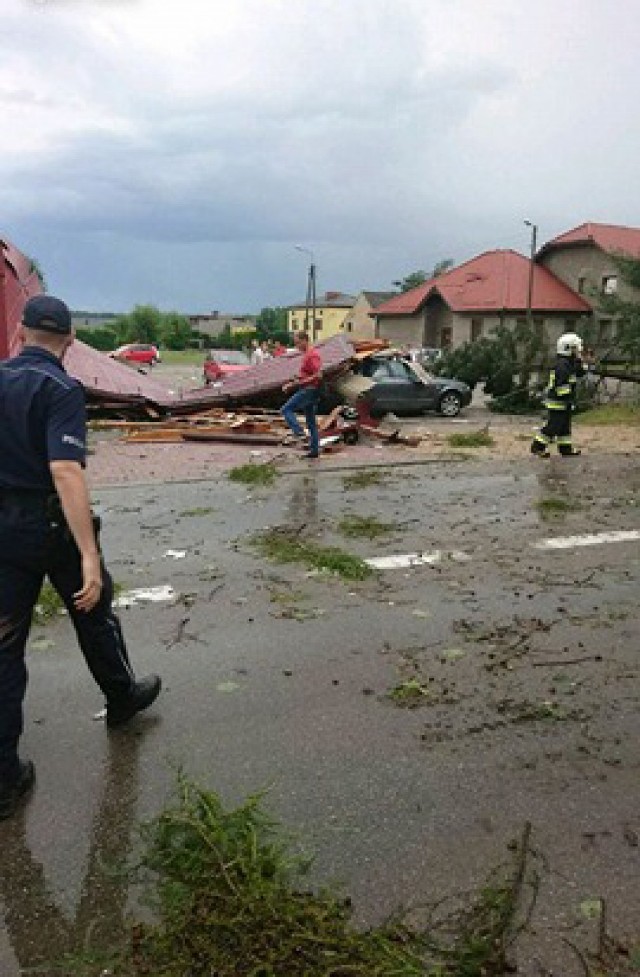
[22,295,72,335]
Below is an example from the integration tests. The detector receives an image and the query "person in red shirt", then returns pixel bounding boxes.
[281,332,323,458]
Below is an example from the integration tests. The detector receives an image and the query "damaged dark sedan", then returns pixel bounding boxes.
[344,353,472,417]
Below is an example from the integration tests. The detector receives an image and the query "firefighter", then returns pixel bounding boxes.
[531,332,591,458]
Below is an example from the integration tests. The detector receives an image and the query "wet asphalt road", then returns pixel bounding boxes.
[0,453,638,976]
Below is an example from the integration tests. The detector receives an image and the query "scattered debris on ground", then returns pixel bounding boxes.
[73,778,545,977]
[252,526,373,580]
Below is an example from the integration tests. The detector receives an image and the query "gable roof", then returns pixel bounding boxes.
[539,222,640,258]
[288,291,356,310]
[374,250,591,317]
[361,290,397,307]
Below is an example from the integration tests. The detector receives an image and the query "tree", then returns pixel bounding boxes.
[113,305,162,345]
[75,327,118,351]
[395,270,428,293]
[599,253,640,360]
[255,306,288,343]
[394,259,455,293]
[160,312,194,350]
[431,258,454,278]
[27,256,47,292]
[433,325,542,412]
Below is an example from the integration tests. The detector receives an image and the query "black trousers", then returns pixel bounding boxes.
[531,408,574,455]
[0,499,134,785]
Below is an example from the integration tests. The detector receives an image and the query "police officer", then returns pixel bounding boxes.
[531,332,592,458]
[0,295,161,820]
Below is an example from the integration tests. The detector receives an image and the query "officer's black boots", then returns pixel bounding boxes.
[106,674,162,728]
[0,759,35,820]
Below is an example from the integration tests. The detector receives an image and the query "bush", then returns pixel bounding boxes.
[75,327,118,351]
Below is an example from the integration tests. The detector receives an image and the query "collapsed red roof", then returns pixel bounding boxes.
[374,250,591,317]
[0,238,43,359]
[1,237,355,413]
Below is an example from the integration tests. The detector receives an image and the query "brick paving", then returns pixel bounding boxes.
[87,435,429,488]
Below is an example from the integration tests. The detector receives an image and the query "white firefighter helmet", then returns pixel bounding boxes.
[557,332,583,356]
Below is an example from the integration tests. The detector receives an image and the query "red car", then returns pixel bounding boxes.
[110,343,161,366]
[203,349,252,384]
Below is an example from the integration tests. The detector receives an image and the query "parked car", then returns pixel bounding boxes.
[203,349,252,384]
[110,343,161,366]
[353,354,471,417]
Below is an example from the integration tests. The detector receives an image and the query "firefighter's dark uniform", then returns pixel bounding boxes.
[0,343,137,794]
[531,354,586,457]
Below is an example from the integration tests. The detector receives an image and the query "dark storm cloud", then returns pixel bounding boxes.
[2,0,640,309]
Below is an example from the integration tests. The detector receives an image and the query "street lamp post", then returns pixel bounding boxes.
[524,220,538,332]
[295,246,317,342]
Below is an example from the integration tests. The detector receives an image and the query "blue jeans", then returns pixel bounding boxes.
[281,387,321,455]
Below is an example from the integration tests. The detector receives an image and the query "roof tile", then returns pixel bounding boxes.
[374,250,591,316]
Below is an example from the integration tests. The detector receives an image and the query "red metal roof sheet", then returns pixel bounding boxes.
[63,341,178,406]
[1,236,357,414]
[0,238,44,359]
[539,222,640,257]
[174,334,355,410]
[374,250,591,317]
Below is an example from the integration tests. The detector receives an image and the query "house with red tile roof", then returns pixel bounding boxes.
[537,222,640,346]
[373,249,591,352]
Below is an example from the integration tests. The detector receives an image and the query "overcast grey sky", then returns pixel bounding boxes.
[1,0,638,312]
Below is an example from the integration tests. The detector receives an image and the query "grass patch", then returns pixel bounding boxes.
[388,678,433,708]
[158,349,206,366]
[574,404,640,426]
[342,469,388,490]
[254,527,372,580]
[179,507,216,517]
[447,430,495,448]
[338,513,398,539]
[229,462,278,486]
[535,497,576,519]
[34,581,65,623]
[34,579,124,624]
[78,777,534,977]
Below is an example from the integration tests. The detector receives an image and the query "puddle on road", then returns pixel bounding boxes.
[0,735,145,976]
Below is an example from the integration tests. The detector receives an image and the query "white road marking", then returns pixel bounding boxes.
[533,530,640,551]
[115,585,176,607]
[366,552,443,569]
[163,549,187,559]
[365,551,470,569]
[366,530,639,570]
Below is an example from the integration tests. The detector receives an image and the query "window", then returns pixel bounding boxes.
[370,362,391,379]
[292,318,298,328]
[578,276,587,294]
[387,359,412,379]
[441,327,453,348]
[346,322,353,332]
[598,319,613,342]
[602,275,618,295]
[315,318,322,330]
[471,317,483,341]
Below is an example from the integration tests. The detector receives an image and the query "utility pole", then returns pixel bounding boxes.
[524,219,538,331]
[295,246,317,341]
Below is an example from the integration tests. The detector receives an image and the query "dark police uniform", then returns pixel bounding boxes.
[531,354,586,457]
[0,344,136,790]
